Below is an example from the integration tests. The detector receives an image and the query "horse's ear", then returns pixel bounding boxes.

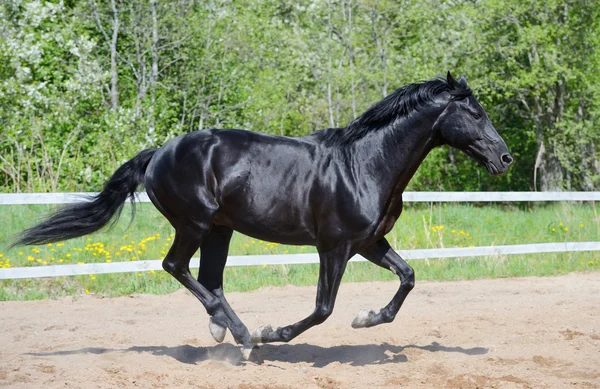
[447,71,459,88]
[458,75,468,88]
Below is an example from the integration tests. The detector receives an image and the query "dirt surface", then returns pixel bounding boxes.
[1,273,599,389]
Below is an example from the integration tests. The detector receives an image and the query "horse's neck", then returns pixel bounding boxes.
[350,111,440,200]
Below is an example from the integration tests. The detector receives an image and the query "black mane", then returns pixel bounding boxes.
[316,77,472,147]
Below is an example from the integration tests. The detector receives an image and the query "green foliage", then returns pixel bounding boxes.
[1,0,599,192]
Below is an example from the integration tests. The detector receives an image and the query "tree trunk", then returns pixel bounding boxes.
[110,0,120,111]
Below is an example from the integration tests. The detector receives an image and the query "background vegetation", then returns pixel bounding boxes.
[1,0,599,193]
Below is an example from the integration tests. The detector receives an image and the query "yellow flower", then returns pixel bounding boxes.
[451,230,456,233]
[18,252,23,255]
[66,253,71,257]
[48,243,53,247]
[580,223,584,227]
[284,250,289,253]
[27,256,34,261]
[590,261,594,265]
[59,259,64,263]
[85,289,90,294]
[87,238,91,241]
[564,227,568,232]
[559,222,563,226]
[132,256,137,260]
[105,259,112,263]
[263,264,267,268]
[137,273,142,277]
[150,270,156,274]
[77,261,85,265]
[91,276,96,280]
[552,228,556,232]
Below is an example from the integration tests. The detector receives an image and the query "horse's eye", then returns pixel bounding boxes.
[471,112,482,120]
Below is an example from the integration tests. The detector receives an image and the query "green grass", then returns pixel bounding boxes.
[1,202,599,300]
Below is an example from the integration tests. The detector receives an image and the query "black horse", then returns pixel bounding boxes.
[16,72,512,358]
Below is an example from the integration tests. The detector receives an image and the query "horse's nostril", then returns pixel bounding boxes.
[501,154,513,165]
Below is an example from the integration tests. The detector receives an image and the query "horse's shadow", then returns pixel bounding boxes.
[27,341,487,368]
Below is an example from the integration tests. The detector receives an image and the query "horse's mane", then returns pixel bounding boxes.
[316,77,472,147]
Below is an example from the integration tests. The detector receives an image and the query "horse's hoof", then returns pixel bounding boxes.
[250,324,273,343]
[209,317,227,343]
[351,308,377,328]
[241,344,262,363]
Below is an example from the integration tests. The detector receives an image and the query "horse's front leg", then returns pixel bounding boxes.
[352,238,415,328]
[250,246,349,343]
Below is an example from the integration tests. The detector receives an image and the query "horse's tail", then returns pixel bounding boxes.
[13,149,157,246]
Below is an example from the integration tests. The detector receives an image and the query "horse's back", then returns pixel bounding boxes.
[144,129,323,242]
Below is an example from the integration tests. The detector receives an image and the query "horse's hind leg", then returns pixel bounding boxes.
[353,238,414,328]
[198,226,251,347]
[162,228,225,328]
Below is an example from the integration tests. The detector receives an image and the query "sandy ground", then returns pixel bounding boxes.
[1,273,599,389]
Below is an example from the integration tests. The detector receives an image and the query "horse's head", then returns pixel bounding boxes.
[434,72,513,175]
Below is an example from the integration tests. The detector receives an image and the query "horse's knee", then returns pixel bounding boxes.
[162,259,176,274]
[402,267,415,291]
[313,305,333,325]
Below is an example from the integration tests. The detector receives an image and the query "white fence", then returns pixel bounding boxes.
[1,191,600,205]
[1,192,599,280]
[1,242,599,280]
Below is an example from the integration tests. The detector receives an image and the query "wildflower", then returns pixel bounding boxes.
[48,243,53,247]
[580,224,584,227]
[18,252,23,255]
[564,227,569,232]
[590,261,594,265]
[87,238,91,241]
[150,270,156,274]
[552,228,556,232]
[77,261,85,265]
[105,259,112,263]
[59,259,64,263]
[27,256,34,261]
[451,230,456,233]
[66,253,71,257]
[284,250,289,253]
[559,222,563,226]
[137,273,142,277]
[132,256,137,260]
[85,289,90,294]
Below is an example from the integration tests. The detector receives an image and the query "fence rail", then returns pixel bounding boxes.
[1,192,599,280]
[1,242,599,280]
[1,191,600,205]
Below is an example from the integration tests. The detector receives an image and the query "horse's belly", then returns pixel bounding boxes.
[214,205,316,246]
